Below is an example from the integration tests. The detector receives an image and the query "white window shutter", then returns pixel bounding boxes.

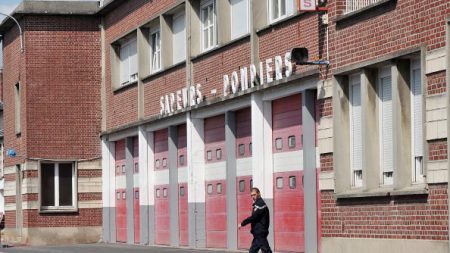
[230,0,249,39]
[412,68,423,157]
[350,75,362,187]
[172,13,186,64]
[120,44,129,84]
[286,0,295,15]
[380,74,393,184]
[129,39,138,77]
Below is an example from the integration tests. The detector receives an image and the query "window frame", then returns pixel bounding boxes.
[150,28,162,73]
[39,161,77,212]
[200,0,217,52]
[268,0,293,24]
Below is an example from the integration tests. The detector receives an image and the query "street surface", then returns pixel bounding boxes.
[0,244,237,253]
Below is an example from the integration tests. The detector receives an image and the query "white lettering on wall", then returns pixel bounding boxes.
[160,85,203,115]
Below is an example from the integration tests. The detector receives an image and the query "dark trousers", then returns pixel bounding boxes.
[249,236,273,253]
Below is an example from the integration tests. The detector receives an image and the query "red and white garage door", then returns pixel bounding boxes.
[178,124,189,246]
[272,94,305,253]
[237,176,253,249]
[204,115,227,248]
[115,140,127,243]
[154,129,170,245]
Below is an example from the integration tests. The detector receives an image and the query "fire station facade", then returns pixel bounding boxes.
[1,0,450,252]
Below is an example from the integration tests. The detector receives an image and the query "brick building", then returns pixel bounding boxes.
[0,1,103,245]
[0,0,449,252]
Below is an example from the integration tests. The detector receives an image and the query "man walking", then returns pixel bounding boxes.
[238,187,273,253]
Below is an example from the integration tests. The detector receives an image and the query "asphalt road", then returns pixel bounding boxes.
[0,244,238,253]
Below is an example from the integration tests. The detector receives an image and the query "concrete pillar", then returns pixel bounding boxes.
[333,76,351,193]
[161,15,174,68]
[125,137,135,244]
[217,0,231,45]
[361,69,381,190]
[138,127,150,245]
[392,61,412,190]
[101,137,116,243]
[169,126,180,247]
[187,112,206,248]
[137,28,148,120]
[225,111,237,250]
[251,93,274,246]
[302,90,318,253]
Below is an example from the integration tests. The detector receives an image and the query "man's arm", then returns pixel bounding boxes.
[241,204,266,227]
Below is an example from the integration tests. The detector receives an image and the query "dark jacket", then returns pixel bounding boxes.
[241,197,270,237]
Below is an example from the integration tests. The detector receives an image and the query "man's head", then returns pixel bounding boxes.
[250,187,261,202]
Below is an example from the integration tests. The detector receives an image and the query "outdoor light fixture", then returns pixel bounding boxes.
[290,47,329,65]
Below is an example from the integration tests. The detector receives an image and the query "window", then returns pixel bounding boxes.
[163,188,168,197]
[135,191,139,199]
[207,150,212,161]
[379,67,393,185]
[156,188,160,198]
[119,37,138,85]
[40,162,76,209]
[238,144,245,156]
[179,155,185,166]
[180,186,185,196]
[289,176,296,189]
[230,0,249,39]
[275,138,283,150]
[216,149,222,160]
[116,165,120,174]
[239,180,245,192]
[162,158,167,167]
[250,179,253,190]
[249,142,252,155]
[346,0,384,14]
[350,74,363,188]
[121,165,125,174]
[151,30,161,72]
[14,83,21,134]
[288,136,296,148]
[207,184,213,194]
[116,192,121,200]
[155,159,160,169]
[201,0,216,51]
[134,162,139,173]
[217,183,222,193]
[122,192,126,199]
[172,12,186,64]
[269,0,294,23]
[276,177,283,189]
[411,59,423,183]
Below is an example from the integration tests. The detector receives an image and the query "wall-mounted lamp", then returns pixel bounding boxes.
[291,48,329,65]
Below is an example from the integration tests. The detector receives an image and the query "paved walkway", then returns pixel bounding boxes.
[0,244,238,253]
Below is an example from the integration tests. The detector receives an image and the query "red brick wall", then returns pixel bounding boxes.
[2,15,102,165]
[104,0,177,130]
[192,39,251,103]
[143,66,186,117]
[428,139,448,161]
[259,13,321,75]
[318,97,332,118]
[427,71,446,96]
[320,153,333,172]
[321,184,449,240]
[3,18,27,167]
[329,0,450,71]
[23,208,102,228]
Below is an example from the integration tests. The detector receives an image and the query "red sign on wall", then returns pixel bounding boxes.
[298,0,317,11]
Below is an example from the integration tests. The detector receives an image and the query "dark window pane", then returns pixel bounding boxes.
[238,144,245,156]
[289,176,296,189]
[41,163,55,206]
[216,149,222,160]
[239,180,245,192]
[288,136,296,148]
[59,163,73,206]
[216,183,222,193]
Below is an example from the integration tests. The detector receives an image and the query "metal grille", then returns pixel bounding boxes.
[346,0,383,13]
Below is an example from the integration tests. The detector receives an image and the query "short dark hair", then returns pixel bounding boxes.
[251,187,260,194]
